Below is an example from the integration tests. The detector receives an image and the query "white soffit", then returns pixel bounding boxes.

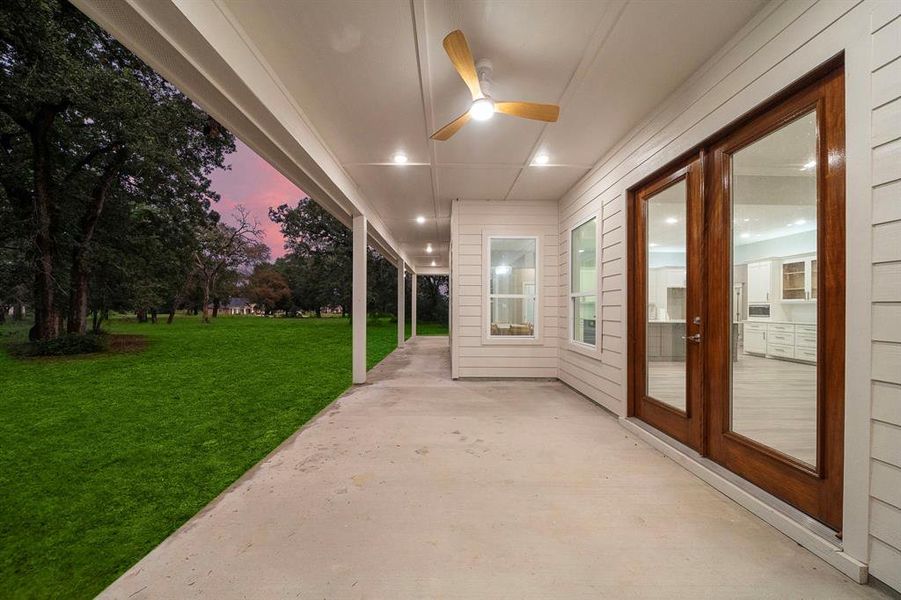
[219,0,764,268]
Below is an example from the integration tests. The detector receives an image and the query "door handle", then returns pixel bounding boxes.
[682,333,702,343]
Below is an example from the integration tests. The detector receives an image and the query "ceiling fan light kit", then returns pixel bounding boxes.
[430,30,561,141]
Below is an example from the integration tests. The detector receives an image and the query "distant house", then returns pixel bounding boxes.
[226,298,257,315]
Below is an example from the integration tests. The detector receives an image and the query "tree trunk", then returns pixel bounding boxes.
[0,307,6,324]
[136,308,147,323]
[212,297,220,318]
[201,281,211,323]
[67,155,122,335]
[150,307,158,324]
[166,300,176,324]
[31,109,59,341]
[13,303,24,321]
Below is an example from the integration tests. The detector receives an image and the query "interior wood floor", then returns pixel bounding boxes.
[648,353,817,466]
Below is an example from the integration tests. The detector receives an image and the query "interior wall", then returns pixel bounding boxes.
[450,199,558,378]
[554,0,899,589]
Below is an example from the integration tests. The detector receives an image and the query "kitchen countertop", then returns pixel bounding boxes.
[742,320,816,325]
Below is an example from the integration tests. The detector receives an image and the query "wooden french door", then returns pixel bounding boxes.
[705,65,845,531]
[629,62,845,530]
[629,157,704,450]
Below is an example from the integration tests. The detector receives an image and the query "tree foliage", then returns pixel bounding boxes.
[0,0,235,339]
[271,198,448,323]
[245,265,291,314]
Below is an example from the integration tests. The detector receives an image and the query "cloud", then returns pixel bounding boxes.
[209,140,303,259]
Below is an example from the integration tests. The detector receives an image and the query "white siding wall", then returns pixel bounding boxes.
[551,0,900,590]
[868,2,901,591]
[451,199,559,378]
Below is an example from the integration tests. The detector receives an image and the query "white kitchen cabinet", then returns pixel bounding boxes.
[747,261,772,303]
[743,322,767,354]
[742,321,816,363]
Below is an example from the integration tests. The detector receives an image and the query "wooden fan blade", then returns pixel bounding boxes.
[443,30,482,100]
[495,101,560,122]
[430,110,471,141]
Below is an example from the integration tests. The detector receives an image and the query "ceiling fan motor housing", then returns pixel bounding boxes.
[475,58,493,98]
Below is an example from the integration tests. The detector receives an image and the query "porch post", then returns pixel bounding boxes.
[352,214,367,384]
[411,273,417,337]
[397,258,405,348]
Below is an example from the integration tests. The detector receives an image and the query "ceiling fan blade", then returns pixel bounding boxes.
[443,30,482,100]
[430,111,472,141]
[495,101,560,122]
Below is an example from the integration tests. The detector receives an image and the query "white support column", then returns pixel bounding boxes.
[397,258,405,348]
[352,214,367,384]
[411,273,417,338]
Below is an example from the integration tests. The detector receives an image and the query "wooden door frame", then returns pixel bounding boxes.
[627,154,704,450]
[704,64,845,531]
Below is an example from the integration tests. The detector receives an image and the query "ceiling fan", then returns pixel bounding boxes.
[430,30,560,141]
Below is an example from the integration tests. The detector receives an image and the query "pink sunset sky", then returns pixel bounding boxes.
[209,140,302,259]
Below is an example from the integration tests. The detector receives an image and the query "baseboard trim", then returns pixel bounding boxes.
[619,417,868,584]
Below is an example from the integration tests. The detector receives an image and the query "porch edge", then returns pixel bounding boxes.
[619,417,869,585]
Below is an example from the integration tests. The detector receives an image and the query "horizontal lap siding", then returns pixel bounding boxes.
[869,4,901,590]
[552,0,900,589]
[452,199,559,379]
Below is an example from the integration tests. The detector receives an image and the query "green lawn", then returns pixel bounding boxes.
[412,321,448,336]
[0,315,443,599]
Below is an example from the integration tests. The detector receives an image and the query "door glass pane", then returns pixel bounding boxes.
[731,111,818,468]
[646,179,687,411]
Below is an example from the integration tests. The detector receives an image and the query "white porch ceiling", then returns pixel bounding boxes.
[218,0,764,269]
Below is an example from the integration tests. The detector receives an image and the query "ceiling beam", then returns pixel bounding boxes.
[410,0,444,266]
[502,0,629,201]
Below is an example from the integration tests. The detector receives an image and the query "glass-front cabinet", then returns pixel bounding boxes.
[780,255,816,301]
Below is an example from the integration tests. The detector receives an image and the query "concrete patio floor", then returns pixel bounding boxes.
[100,336,887,599]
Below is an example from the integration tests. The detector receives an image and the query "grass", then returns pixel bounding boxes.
[0,314,444,599]
[413,321,448,336]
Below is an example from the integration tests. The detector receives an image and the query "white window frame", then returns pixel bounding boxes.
[568,214,600,354]
[484,234,540,344]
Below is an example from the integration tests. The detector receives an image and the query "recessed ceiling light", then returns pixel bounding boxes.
[649,243,659,248]
[494,265,511,275]
[431,260,436,267]
[469,97,495,121]
[416,215,426,224]
[392,152,408,164]
[533,153,550,165]
[743,218,750,222]
[665,217,679,225]
[800,160,816,171]
[794,219,807,225]
[425,244,432,254]
[786,223,794,227]
[740,232,751,239]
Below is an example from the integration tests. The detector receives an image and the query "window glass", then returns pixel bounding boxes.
[570,218,597,346]
[571,219,596,293]
[489,238,537,337]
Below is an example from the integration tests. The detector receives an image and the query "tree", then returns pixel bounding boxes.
[192,207,268,323]
[270,199,352,314]
[245,265,291,315]
[0,0,235,339]
[270,198,402,317]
